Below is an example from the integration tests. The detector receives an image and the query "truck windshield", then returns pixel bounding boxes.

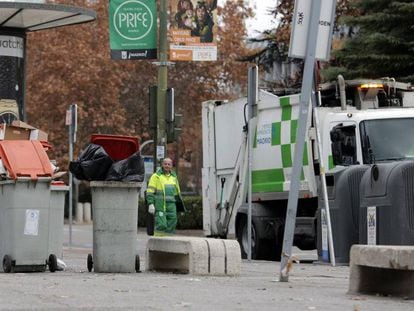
[360,118,414,163]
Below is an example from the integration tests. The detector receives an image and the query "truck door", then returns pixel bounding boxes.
[330,123,358,166]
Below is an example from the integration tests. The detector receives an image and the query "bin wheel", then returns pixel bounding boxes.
[87,254,93,272]
[135,255,140,273]
[48,254,58,273]
[3,255,12,273]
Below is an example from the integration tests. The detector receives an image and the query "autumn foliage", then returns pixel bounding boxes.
[25,0,252,192]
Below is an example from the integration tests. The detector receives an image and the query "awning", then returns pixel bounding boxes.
[0,1,96,32]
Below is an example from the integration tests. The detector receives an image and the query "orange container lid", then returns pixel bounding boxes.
[0,140,53,180]
[90,134,139,161]
[40,141,53,151]
[51,181,66,186]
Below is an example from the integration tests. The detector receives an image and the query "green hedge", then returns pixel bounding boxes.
[138,196,203,230]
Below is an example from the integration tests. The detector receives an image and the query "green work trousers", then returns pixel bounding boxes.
[154,201,177,236]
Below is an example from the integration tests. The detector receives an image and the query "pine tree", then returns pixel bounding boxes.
[326,0,414,82]
[244,0,353,91]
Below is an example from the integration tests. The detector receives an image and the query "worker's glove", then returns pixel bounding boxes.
[148,204,155,215]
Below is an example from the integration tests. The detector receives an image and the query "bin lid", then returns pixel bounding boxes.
[51,180,69,191]
[90,134,139,161]
[0,140,53,180]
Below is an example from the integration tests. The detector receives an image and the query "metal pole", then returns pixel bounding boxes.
[155,0,168,164]
[68,115,73,246]
[313,105,336,266]
[279,0,321,282]
[22,33,27,121]
[247,66,258,260]
[140,139,154,153]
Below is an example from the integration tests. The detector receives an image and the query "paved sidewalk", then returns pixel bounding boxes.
[0,224,411,310]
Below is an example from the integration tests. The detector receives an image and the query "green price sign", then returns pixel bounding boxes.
[109,0,157,60]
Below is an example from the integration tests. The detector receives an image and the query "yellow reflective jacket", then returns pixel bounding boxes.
[146,169,182,211]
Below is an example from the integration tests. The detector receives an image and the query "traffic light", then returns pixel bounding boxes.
[166,88,182,143]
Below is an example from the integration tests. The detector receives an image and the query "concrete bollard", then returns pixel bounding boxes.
[146,236,241,275]
[83,202,92,223]
[76,202,84,224]
[348,245,414,298]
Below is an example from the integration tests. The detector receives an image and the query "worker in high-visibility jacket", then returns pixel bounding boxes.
[146,157,185,236]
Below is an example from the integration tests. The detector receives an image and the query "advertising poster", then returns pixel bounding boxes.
[109,0,157,60]
[24,210,39,236]
[169,0,218,61]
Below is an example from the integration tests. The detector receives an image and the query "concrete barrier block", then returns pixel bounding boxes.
[146,236,241,276]
[223,239,241,276]
[83,202,92,223]
[76,203,83,224]
[146,237,208,274]
[348,245,414,298]
[206,239,225,275]
[187,237,210,275]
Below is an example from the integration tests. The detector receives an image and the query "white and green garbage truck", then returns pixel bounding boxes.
[202,77,414,260]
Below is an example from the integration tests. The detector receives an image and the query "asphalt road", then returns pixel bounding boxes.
[0,224,412,310]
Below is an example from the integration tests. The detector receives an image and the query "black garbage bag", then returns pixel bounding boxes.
[105,151,145,182]
[69,143,114,181]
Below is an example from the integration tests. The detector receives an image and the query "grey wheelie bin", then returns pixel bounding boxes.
[317,165,369,264]
[0,140,58,273]
[360,162,414,245]
[0,178,58,272]
[48,181,69,259]
[88,181,141,273]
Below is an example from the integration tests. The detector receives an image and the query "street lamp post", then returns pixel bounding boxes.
[154,0,168,167]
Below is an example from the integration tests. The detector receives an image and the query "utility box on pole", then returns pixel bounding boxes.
[289,0,336,61]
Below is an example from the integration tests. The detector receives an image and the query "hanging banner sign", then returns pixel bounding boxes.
[288,0,336,61]
[169,0,218,61]
[109,0,157,60]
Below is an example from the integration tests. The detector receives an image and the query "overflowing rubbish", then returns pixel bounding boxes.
[0,121,66,272]
[69,143,113,181]
[77,134,143,273]
[106,152,145,182]
[69,134,144,182]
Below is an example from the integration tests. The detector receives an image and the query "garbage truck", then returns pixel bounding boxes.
[202,77,414,260]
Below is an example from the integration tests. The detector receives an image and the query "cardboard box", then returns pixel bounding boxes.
[2,124,31,140]
[11,120,36,130]
[0,124,5,140]
[0,121,48,141]
[12,120,48,141]
[30,129,48,141]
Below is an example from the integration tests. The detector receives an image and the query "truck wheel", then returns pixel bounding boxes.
[264,239,282,261]
[48,254,58,273]
[87,254,93,272]
[3,255,12,273]
[135,255,140,273]
[237,218,259,259]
